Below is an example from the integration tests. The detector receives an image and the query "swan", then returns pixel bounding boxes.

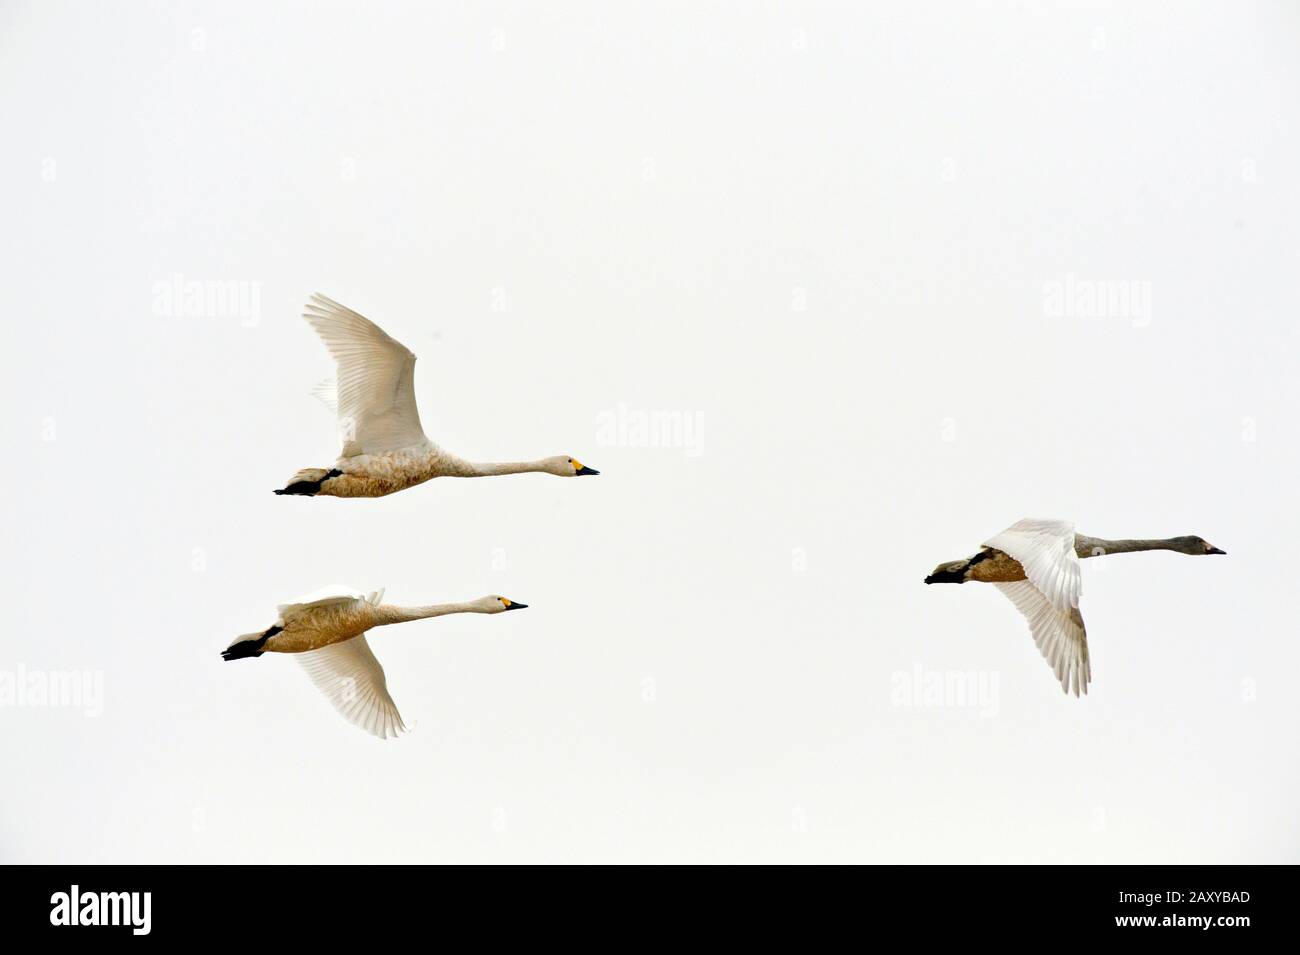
[275,294,600,497]
[221,585,527,738]
[924,519,1225,696]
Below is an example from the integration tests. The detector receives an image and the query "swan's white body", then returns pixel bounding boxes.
[223,585,525,739]
[276,295,598,497]
[927,519,1225,696]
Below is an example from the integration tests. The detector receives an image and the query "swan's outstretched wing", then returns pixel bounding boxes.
[984,519,1081,611]
[994,581,1091,696]
[276,584,383,622]
[297,636,406,739]
[302,294,428,457]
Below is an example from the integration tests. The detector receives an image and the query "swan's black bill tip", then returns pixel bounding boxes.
[1208,546,1226,555]
[575,466,599,476]
[504,602,528,611]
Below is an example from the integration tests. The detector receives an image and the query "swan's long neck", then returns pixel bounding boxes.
[373,602,483,625]
[439,457,551,480]
[470,462,551,475]
[1075,535,1195,558]
[465,462,551,475]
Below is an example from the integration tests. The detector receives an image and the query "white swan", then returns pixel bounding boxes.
[275,294,599,497]
[221,585,527,738]
[924,519,1225,695]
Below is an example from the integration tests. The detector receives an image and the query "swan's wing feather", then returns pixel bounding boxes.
[310,377,338,415]
[984,518,1081,611]
[297,636,406,739]
[302,294,428,457]
[276,584,370,621]
[995,581,1092,696]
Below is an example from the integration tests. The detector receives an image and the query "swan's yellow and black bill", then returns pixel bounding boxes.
[499,598,529,610]
[569,457,600,476]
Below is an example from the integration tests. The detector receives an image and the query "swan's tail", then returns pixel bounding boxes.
[221,625,282,661]
[274,467,342,496]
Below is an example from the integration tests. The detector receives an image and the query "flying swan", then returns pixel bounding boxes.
[221,585,528,738]
[924,519,1225,695]
[275,294,599,497]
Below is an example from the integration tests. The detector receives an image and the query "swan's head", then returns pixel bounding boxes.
[543,455,600,477]
[479,595,529,613]
[924,558,971,584]
[1178,536,1227,556]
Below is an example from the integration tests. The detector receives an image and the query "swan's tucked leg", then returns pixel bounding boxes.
[274,467,342,496]
[221,625,283,661]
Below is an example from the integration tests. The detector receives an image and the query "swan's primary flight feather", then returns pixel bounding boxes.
[297,636,406,740]
[994,580,1091,697]
[984,520,1089,695]
[302,294,427,457]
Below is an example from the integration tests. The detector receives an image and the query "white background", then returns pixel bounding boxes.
[2,1,1297,863]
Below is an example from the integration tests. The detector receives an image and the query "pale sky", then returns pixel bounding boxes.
[1,0,1297,863]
